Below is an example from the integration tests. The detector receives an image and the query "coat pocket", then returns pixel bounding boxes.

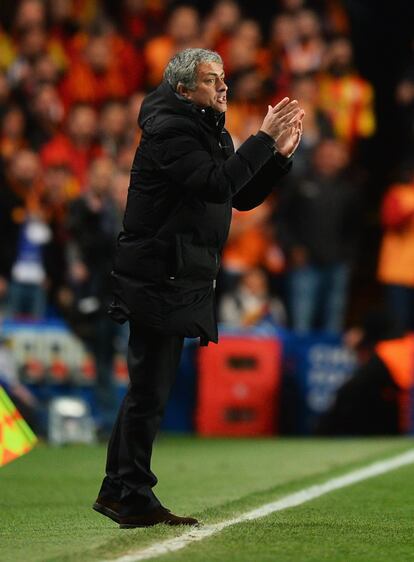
[115,234,169,281]
[174,235,219,281]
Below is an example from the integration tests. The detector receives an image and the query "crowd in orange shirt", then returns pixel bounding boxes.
[0,0,379,334]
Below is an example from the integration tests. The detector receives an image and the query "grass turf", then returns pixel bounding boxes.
[0,436,413,562]
[162,464,414,562]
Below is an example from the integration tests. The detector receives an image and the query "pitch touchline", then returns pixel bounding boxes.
[105,448,414,562]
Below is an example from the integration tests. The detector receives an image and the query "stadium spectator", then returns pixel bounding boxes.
[318,36,375,148]
[30,51,63,87]
[59,24,143,108]
[222,19,267,77]
[219,267,286,327]
[285,9,325,75]
[144,5,201,87]
[12,0,68,72]
[47,0,96,53]
[65,156,117,322]
[203,0,241,53]
[277,138,359,334]
[99,99,129,158]
[13,0,45,30]
[107,0,165,48]
[377,171,414,332]
[65,156,122,432]
[8,25,49,90]
[317,0,350,36]
[40,102,102,189]
[58,0,100,29]
[1,149,49,319]
[0,105,27,163]
[225,67,269,142]
[47,0,81,46]
[268,13,300,98]
[278,0,306,17]
[287,73,334,176]
[8,0,68,94]
[26,84,65,150]
[41,161,79,310]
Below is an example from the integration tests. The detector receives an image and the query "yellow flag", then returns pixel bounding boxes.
[0,385,37,467]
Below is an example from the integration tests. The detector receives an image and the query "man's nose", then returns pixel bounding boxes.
[217,78,228,92]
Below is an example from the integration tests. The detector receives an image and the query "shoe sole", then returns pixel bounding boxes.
[119,521,200,529]
[93,502,120,524]
[119,522,158,529]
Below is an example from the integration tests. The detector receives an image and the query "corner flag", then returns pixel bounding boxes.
[0,385,37,467]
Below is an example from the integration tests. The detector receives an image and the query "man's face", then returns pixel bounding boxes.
[184,62,228,113]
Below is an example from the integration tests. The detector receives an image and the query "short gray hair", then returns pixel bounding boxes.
[164,48,223,91]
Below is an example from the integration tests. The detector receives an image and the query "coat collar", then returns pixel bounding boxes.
[139,81,226,133]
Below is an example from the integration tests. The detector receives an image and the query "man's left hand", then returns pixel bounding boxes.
[275,110,305,158]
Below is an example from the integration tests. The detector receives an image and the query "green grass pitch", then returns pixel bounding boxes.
[1,436,413,562]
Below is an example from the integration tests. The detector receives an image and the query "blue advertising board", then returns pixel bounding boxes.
[279,331,356,434]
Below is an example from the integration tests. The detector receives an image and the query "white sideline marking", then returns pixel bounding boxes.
[105,448,414,562]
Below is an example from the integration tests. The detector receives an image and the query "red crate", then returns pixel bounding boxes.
[196,336,281,436]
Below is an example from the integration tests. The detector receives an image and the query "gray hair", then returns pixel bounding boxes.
[164,48,223,91]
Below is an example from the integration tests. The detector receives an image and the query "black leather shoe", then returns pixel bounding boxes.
[92,497,121,524]
[119,506,199,529]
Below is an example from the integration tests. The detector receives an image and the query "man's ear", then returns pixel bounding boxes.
[177,83,190,99]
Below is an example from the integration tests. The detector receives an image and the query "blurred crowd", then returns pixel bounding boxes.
[0,0,380,336]
[0,0,413,339]
[1,0,414,436]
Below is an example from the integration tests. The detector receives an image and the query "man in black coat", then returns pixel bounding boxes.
[93,48,304,528]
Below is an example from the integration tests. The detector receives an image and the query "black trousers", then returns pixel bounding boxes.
[98,320,184,515]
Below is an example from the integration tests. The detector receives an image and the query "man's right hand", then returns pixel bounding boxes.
[260,97,303,143]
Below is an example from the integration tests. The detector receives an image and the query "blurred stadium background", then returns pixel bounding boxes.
[0,1,414,560]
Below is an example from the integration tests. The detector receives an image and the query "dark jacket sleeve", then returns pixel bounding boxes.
[232,150,292,211]
[151,119,277,204]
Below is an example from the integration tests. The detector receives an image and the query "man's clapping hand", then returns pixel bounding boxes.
[260,97,305,157]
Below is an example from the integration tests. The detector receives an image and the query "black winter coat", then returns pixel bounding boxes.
[110,81,292,343]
